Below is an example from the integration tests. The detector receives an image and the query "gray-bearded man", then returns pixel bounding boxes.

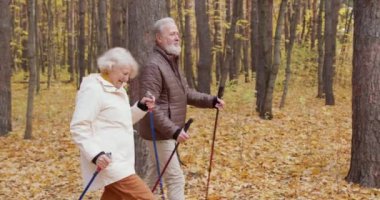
[139,17,225,200]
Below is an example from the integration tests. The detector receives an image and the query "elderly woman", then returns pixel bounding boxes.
[70,47,155,200]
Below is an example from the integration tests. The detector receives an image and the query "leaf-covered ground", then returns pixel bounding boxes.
[1,78,380,200]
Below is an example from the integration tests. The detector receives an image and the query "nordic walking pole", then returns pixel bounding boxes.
[146,91,165,200]
[78,153,111,200]
[78,167,100,200]
[152,118,194,193]
[205,86,224,200]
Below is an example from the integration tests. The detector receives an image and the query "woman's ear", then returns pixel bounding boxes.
[108,62,115,71]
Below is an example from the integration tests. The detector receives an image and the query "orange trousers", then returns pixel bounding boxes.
[100,174,155,200]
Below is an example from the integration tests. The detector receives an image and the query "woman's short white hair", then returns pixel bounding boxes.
[153,17,176,35]
[97,47,139,78]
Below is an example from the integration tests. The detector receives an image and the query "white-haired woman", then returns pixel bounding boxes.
[70,47,155,199]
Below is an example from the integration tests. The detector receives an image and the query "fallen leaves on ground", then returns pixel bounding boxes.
[1,80,380,200]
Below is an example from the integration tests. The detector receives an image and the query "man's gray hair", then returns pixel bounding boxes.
[97,47,139,78]
[153,17,176,35]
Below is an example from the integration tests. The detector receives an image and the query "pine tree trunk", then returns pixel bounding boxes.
[184,0,195,88]
[78,0,86,87]
[25,0,37,140]
[316,0,325,98]
[229,0,244,83]
[256,0,273,118]
[280,0,300,109]
[346,0,380,187]
[98,0,108,55]
[166,0,171,16]
[251,0,259,76]
[86,0,93,73]
[111,0,124,47]
[299,2,307,43]
[195,0,212,93]
[52,0,58,80]
[34,1,40,94]
[90,0,98,73]
[265,0,286,114]
[47,0,53,89]
[337,7,353,74]
[323,0,340,105]
[0,0,12,136]
[244,0,251,83]
[310,0,318,49]
[177,0,184,37]
[127,0,167,178]
[21,3,28,74]
[213,0,223,84]
[67,0,75,83]
[219,0,239,88]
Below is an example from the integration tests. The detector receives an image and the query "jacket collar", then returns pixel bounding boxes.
[153,45,185,93]
[95,74,126,93]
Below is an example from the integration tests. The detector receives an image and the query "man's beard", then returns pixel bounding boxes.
[164,44,181,56]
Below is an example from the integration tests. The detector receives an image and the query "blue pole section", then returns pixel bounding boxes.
[78,168,100,200]
[149,111,165,200]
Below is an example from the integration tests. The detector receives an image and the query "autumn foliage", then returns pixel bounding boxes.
[1,74,380,199]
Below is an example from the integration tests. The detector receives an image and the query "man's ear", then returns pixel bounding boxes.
[156,33,162,43]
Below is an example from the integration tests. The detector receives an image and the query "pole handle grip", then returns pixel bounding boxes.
[183,118,193,132]
[217,86,225,99]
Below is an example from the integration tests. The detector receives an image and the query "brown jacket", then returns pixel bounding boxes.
[139,46,215,140]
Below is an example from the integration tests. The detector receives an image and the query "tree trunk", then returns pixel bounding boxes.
[177,0,184,38]
[184,0,195,88]
[323,0,340,105]
[86,0,93,73]
[166,0,171,16]
[284,3,290,50]
[195,0,212,93]
[256,0,273,118]
[317,0,325,98]
[21,3,28,74]
[244,0,251,83]
[98,0,108,54]
[310,0,318,49]
[219,0,240,88]
[10,0,16,71]
[251,0,259,76]
[67,0,75,82]
[127,0,167,178]
[304,0,312,45]
[280,0,300,109]
[34,1,41,94]
[346,0,380,188]
[47,0,53,89]
[229,0,244,83]
[123,1,129,47]
[53,0,58,80]
[61,1,67,73]
[111,0,124,47]
[213,0,223,84]
[337,6,353,74]
[78,0,86,88]
[243,42,250,83]
[243,0,250,85]
[299,2,307,44]
[264,0,286,113]
[90,0,98,73]
[24,0,37,140]
[0,0,12,136]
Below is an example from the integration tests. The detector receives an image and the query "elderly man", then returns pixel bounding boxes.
[139,17,225,199]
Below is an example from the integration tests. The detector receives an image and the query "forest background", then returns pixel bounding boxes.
[1,0,380,199]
